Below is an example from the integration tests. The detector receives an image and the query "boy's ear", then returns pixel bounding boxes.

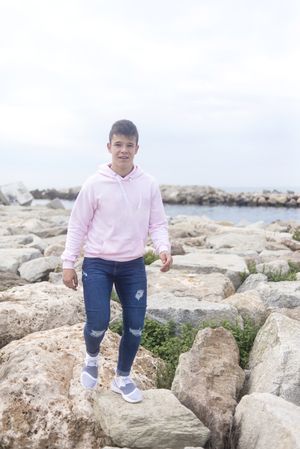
[107,142,111,152]
[135,144,139,154]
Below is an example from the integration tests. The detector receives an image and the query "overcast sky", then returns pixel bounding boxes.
[0,0,299,191]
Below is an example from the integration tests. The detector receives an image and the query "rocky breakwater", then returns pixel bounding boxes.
[1,204,300,448]
[30,184,300,208]
[160,185,300,207]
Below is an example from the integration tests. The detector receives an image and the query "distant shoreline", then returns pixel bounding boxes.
[30,185,300,208]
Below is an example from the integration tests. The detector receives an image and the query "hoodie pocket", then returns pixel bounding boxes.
[101,238,145,258]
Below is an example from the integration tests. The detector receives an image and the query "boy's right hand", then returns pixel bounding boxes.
[63,269,78,290]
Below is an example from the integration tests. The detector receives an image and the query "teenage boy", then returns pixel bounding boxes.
[62,119,172,403]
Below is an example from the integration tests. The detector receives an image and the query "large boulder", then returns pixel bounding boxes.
[205,230,266,253]
[0,282,122,349]
[222,290,267,326]
[154,251,248,289]
[0,248,42,273]
[0,234,47,252]
[0,181,33,206]
[0,272,28,292]
[256,281,300,308]
[0,324,160,449]
[147,267,235,302]
[18,255,61,282]
[237,273,267,293]
[94,389,210,449]
[234,393,300,449]
[0,282,85,348]
[147,294,242,329]
[172,327,245,449]
[256,260,290,276]
[247,312,300,405]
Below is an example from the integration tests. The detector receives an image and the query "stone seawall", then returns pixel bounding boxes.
[31,185,300,208]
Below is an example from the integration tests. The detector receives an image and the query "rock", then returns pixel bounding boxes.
[171,241,186,255]
[0,282,123,349]
[0,323,160,449]
[222,290,267,326]
[46,198,66,209]
[237,273,267,293]
[247,312,300,405]
[205,231,266,253]
[283,238,300,251]
[0,282,84,347]
[234,393,300,449]
[8,219,68,238]
[256,260,290,276]
[0,248,42,273]
[271,306,300,321]
[147,267,235,302]
[147,294,242,329]
[0,181,33,206]
[44,243,66,257]
[94,389,210,449]
[155,251,248,289]
[18,256,61,282]
[172,327,245,449]
[0,272,28,291]
[256,280,300,308]
[257,248,292,263]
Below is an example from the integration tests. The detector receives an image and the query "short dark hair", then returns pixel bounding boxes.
[109,119,139,143]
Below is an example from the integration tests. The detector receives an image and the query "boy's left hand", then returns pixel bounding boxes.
[159,251,173,272]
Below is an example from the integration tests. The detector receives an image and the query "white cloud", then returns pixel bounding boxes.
[0,0,299,189]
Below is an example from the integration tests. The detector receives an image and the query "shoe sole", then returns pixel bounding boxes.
[111,382,143,403]
[80,371,98,390]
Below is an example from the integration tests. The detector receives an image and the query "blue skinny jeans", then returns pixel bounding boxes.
[82,256,147,376]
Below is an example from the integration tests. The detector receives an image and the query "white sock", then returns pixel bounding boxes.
[85,352,99,366]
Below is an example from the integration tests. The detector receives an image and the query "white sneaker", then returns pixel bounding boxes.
[80,354,99,389]
[111,375,143,403]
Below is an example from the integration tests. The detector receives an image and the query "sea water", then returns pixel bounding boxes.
[32,199,300,224]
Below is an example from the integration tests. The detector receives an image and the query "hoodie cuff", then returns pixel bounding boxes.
[62,260,75,269]
[158,245,171,255]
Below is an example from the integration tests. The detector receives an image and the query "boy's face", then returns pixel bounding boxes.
[107,134,139,171]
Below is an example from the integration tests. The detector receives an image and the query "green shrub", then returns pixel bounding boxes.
[109,317,260,388]
[109,318,198,388]
[144,251,159,265]
[266,270,297,282]
[292,228,300,241]
[239,260,257,282]
[110,289,120,303]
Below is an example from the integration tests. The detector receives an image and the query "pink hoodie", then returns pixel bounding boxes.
[61,164,170,268]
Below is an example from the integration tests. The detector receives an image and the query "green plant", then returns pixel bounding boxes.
[266,270,297,282]
[110,289,120,303]
[109,317,260,388]
[292,228,300,241]
[109,318,198,388]
[144,251,159,265]
[239,260,257,282]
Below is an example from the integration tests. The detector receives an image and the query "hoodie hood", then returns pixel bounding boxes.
[97,163,144,209]
[97,163,144,181]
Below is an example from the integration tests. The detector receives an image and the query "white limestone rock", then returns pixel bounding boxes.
[18,255,61,282]
[0,248,42,273]
[256,281,300,308]
[222,290,267,326]
[154,251,248,289]
[94,389,210,449]
[147,266,235,302]
[147,294,243,328]
[247,312,300,405]
[0,324,160,449]
[234,393,300,449]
